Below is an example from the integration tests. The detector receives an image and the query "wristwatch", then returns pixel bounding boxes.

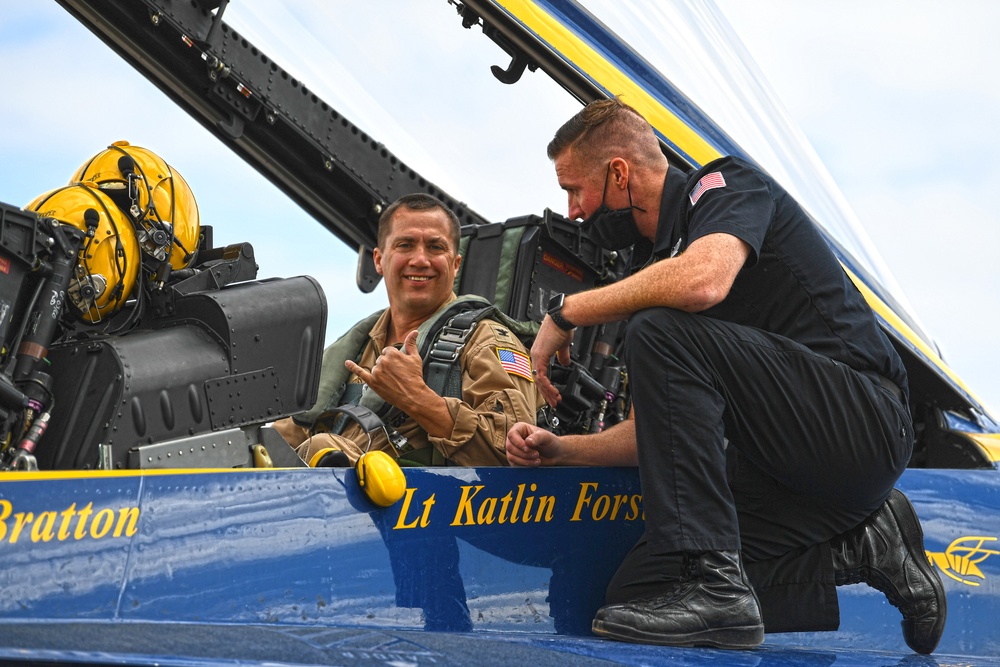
[546,293,577,331]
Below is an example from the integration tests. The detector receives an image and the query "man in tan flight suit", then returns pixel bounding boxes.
[275,193,541,466]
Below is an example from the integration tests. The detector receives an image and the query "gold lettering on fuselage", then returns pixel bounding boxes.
[0,500,140,545]
[390,482,641,529]
[394,489,436,529]
[570,482,643,522]
[450,483,555,526]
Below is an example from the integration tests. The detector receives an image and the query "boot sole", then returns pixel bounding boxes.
[592,618,764,650]
[885,489,947,654]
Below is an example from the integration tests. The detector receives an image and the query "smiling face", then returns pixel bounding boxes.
[373,205,461,324]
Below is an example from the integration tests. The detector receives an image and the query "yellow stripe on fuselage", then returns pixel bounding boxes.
[844,265,978,401]
[496,0,721,166]
[0,467,308,482]
[964,432,1000,462]
[498,0,973,406]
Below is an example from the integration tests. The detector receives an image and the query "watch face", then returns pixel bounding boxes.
[548,293,564,312]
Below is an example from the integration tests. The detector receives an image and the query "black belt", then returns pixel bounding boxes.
[876,374,904,404]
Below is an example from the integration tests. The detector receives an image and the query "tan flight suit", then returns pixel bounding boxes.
[274,303,542,466]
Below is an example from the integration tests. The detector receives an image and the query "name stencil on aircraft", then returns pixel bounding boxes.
[393,481,644,529]
[0,499,139,545]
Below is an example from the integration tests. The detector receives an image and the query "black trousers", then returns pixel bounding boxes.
[606,307,913,632]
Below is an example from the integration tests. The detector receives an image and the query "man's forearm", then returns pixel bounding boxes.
[560,233,751,326]
[557,419,638,466]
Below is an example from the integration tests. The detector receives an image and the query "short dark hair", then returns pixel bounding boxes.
[377,193,461,251]
[547,97,662,168]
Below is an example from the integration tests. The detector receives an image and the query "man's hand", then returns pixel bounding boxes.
[346,329,424,410]
[346,329,456,439]
[530,315,573,407]
[506,421,565,467]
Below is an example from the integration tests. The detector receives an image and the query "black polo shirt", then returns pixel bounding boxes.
[646,155,907,399]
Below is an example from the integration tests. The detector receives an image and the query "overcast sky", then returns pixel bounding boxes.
[1,1,997,415]
[715,1,1000,417]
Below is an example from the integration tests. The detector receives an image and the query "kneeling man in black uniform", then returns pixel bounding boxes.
[507,98,946,654]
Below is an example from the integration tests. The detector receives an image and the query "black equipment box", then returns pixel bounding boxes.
[455,209,624,323]
[38,276,326,469]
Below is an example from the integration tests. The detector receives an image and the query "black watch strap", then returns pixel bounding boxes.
[547,293,576,331]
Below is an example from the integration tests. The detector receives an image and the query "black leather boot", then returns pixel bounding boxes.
[831,488,946,654]
[592,550,764,649]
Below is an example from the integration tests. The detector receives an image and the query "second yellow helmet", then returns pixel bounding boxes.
[72,141,200,270]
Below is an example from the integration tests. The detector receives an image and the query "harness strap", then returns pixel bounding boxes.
[425,306,494,400]
[325,382,363,435]
[318,403,409,454]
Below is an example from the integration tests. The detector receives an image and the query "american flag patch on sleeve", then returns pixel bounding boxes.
[497,347,533,381]
[689,171,726,206]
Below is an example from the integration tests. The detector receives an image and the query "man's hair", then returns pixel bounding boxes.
[547,97,664,168]
[377,193,461,251]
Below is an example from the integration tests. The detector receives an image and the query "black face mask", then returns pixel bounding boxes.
[581,163,646,251]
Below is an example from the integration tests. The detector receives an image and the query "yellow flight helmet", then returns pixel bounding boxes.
[26,183,140,323]
[71,141,200,270]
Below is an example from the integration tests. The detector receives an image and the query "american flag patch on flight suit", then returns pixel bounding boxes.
[497,348,533,381]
